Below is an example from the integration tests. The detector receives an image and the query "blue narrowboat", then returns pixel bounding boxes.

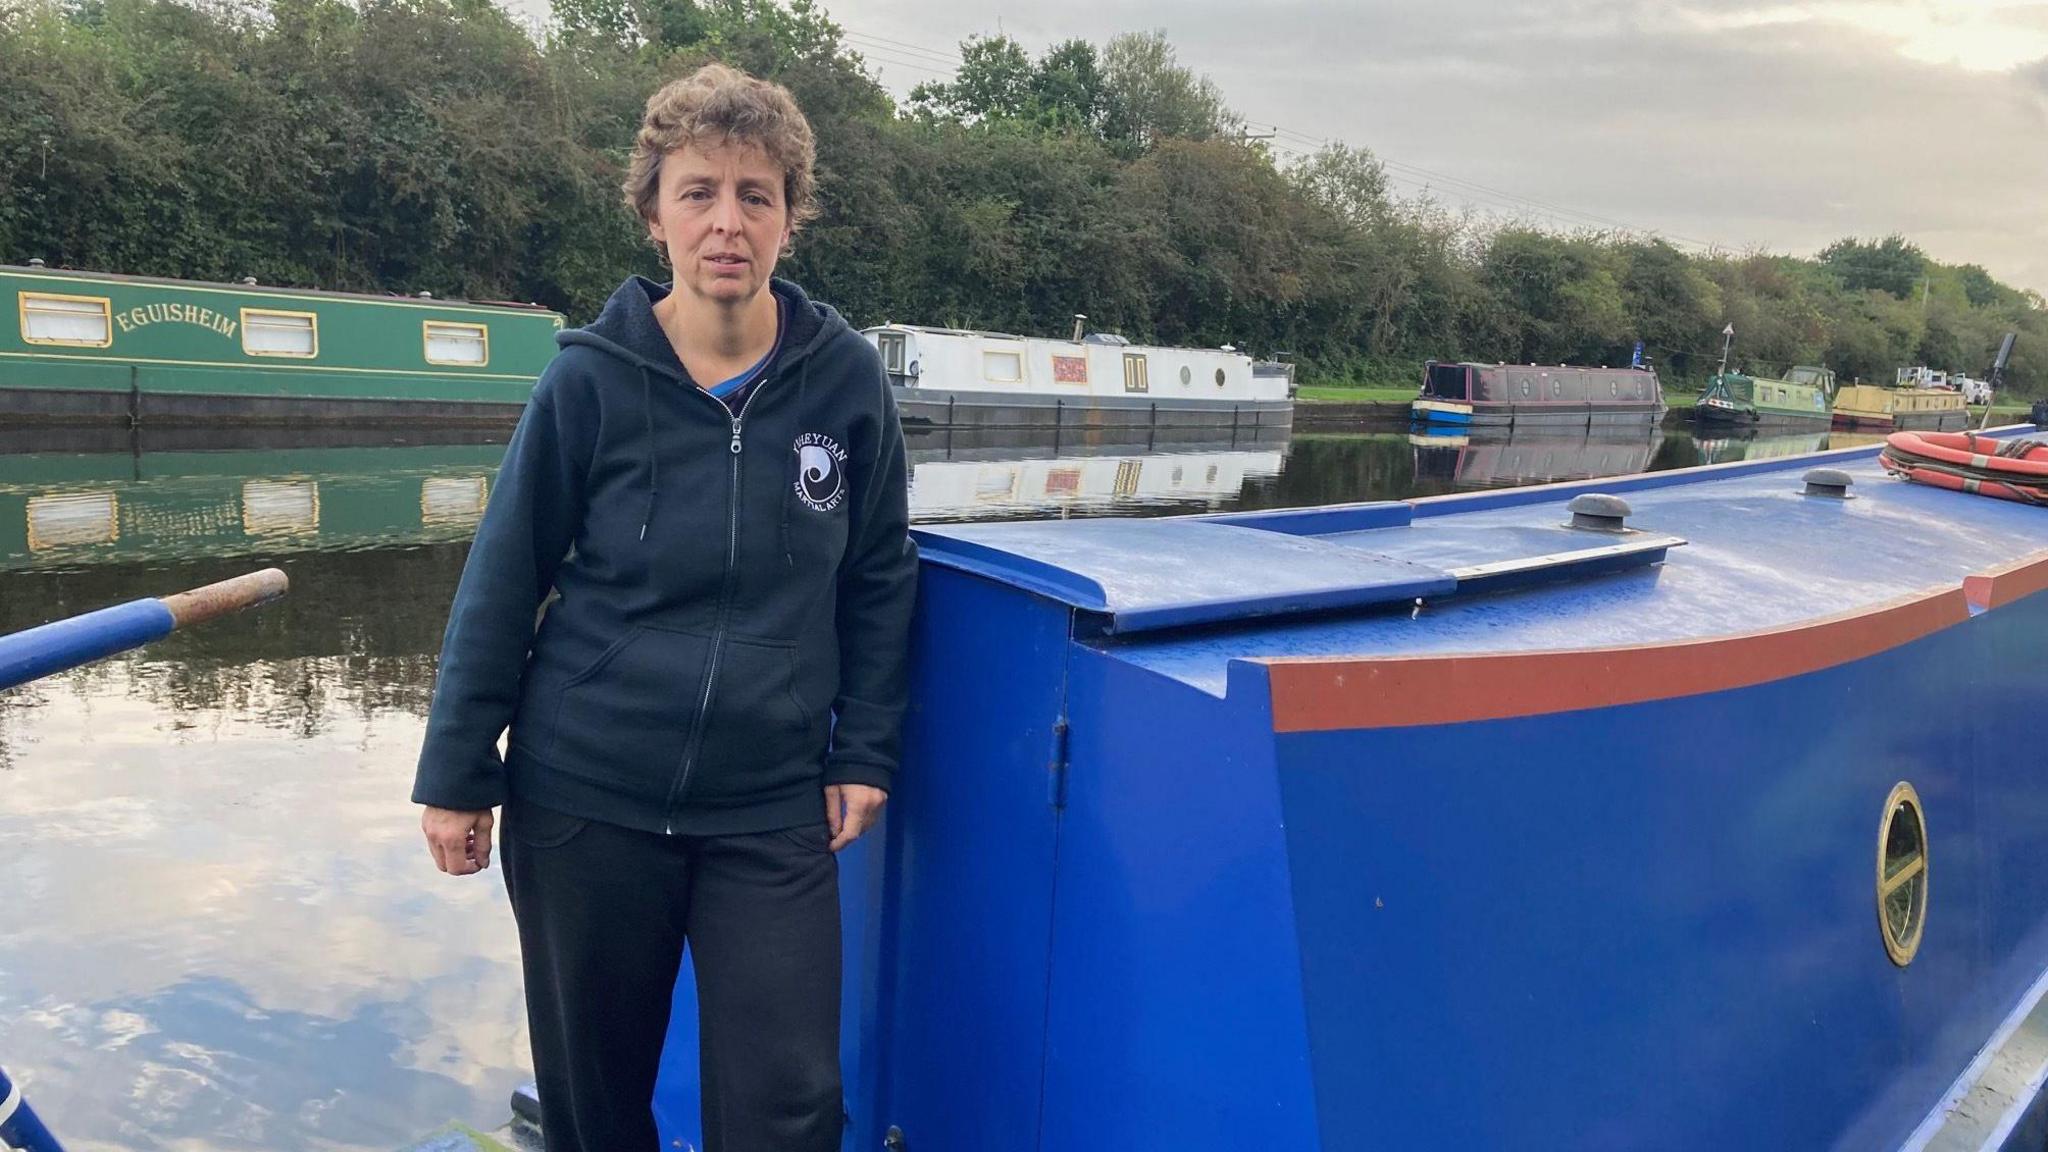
[635,429,2048,1151]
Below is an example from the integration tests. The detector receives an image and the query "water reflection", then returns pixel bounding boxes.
[0,419,1870,1149]
[1408,427,1668,490]
[906,425,1286,520]
[1691,428,1886,465]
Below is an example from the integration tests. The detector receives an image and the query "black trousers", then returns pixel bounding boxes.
[501,798,843,1152]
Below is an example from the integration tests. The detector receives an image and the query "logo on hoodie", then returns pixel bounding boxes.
[794,433,848,512]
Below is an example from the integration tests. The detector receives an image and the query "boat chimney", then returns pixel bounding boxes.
[27,257,44,268]
[418,290,434,299]
[240,276,258,285]
[1566,493,1632,532]
[1801,468,1854,499]
[1071,314,1087,343]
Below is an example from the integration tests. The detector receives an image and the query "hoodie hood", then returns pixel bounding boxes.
[557,275,850,384]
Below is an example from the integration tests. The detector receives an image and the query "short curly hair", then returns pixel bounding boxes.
[623,63,820,263]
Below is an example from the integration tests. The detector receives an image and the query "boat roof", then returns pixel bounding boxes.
[1451,362,1656,373]
[864,322,1245,358]
[2,263,561,315]
[914,429,2048,698]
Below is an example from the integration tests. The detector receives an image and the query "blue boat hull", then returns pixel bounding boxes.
[642,439,2048,1152]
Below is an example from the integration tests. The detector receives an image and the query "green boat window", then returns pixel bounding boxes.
[242,309,318,358]
[425,321,489,366]
[21,293,112,347]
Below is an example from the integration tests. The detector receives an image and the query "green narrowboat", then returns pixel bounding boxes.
[1694,364,1835,428]
[2,263,562,426]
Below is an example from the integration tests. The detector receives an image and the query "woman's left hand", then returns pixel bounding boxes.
[824,783,887,851]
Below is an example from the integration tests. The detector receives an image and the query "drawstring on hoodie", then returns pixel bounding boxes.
[780,360,812,566]
[640,367,658,540]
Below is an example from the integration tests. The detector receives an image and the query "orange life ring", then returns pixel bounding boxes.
[1882,463,2045,506]
[1884,431,2048,478]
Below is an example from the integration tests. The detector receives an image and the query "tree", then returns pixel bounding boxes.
[908,34,1032,124]
[1818,234,1927,299]
[1098,30,1238,155]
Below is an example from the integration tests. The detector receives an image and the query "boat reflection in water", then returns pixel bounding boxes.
[905,425,1287,521]
[1692,428,1886,466]
[0,426,509,568]
[1408,425,1666,491]
[0,424,1293,569]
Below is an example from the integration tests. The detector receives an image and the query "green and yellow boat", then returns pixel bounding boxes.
[2,263,562,426]
[1830,383,1968,432]
[1695,364,1835,428]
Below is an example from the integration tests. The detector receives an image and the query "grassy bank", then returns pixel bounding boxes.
[1295,386,1415,404]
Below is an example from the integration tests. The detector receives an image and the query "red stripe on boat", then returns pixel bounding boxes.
[1964,549,2048,612]
[1264,586,1969,733]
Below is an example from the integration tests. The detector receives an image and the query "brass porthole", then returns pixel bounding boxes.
[1877,782,1928,967]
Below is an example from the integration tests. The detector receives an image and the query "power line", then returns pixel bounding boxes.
[841,31,964,67]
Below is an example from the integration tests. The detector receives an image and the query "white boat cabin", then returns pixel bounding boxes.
[862,324,1286,405]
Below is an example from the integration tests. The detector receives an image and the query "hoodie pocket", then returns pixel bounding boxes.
[547,625,711,794]
[689,635,821,805]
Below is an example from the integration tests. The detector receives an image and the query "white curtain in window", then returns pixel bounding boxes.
[23,296,109,344]
[982,350,1022,383]
[427,324,487,364]
[244,313,316,356]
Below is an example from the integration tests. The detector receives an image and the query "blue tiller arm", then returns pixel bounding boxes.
[0,568,288,693]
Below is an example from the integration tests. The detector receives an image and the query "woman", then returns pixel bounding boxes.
[410,63,916,1152]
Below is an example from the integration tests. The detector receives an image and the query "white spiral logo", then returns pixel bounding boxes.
[796,437,845,510]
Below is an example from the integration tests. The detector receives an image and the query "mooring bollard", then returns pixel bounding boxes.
[0,568,288,693]
[1,1063,66,1152]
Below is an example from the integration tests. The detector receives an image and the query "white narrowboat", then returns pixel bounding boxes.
[861,319,1293,431]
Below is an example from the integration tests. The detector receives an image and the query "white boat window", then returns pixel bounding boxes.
[1123,353,1149,393]
[982,350,1023,383]
[1179,365,1193,386]
[877,332,907,373]
[1216,368,1227,387]
[242,309,318,358]
[21,293,112,347]
[425,321,489,366]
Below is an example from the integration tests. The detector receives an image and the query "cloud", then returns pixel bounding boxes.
[0,670,528,1149]
[825,0,2048,290]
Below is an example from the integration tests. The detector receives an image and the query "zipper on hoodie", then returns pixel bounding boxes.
[659,379,772,835]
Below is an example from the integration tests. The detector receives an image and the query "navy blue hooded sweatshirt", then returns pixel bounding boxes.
[411,276,917,836]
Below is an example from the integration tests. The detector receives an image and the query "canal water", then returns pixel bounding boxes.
[0,420,1883,1150]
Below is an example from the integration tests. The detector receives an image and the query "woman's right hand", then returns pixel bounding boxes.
[422,805,495,875]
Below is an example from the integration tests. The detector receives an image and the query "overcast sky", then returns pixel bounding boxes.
[532,0,2048,292]
[499,0,2048,291]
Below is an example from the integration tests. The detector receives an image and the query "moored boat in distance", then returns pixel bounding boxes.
[1695,364,1835,427]
[1411,360,1665,428]
[862,319,1292,432]
[1,262,562,427]
[1831,382,1968,431]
